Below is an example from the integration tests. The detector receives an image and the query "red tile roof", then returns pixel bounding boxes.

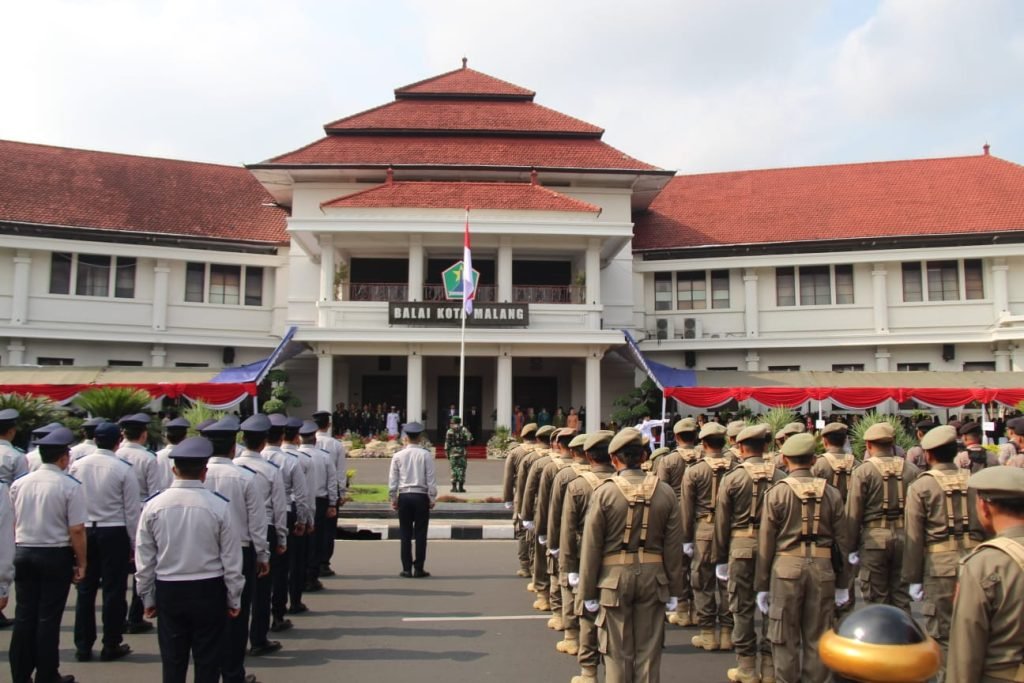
[265,135,658,171]
[0,140,288,244]
[324,99,602,136]
[395,66,534,99]
[633,154,1024,251]
[322,180,601,213]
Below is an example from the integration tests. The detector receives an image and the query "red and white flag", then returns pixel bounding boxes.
[463,208,475,315]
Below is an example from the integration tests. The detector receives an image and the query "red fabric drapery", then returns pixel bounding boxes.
[1,382,256,405]
[665,385,1024,409]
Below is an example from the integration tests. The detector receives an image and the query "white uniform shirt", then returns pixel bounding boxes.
[388,444,438,503]
[0,440,28,485]
[10,463,87,546]
[299,444,338,506]
[68,449,141,545]
[117,441,164,501]
[154,444,176,492]
[204,456,270,563]
[386,412,400,437]
[0,484,14,598]
[262,445,312,526]
[316,431,347,499]
[26,448,44,472]
[234,450,288,548]
[134,479,243,610]
[284,444,317,524]
[69,439,97,465]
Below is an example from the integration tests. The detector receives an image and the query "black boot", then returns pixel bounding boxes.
[450,484,457,492]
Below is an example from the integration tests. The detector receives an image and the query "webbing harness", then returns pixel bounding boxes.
[923,469,972,539]
[823,452,856,500]
[603,473,659,564]
[571,463,591,476]
[782,477,828,546]
[740,461,776,531]
[578,471,604,491]
[704,457,731,522]
[968,538,1024,683]
[866,457,906,520]
[677,446,699,464]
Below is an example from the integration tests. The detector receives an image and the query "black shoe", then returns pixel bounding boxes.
[125,620,154,634]
[55,675,76,683]
[459,484,466,492]
[305,579,324,592]
[318,565,335,577]
[399,570,413,578]
[100,643,132,661]
[74,649,92,662]
[249,640,282,656]
[450,485,457,492]
[413,569,431,578]
[0,612,12,628]
[244,675,261,683]
[270,617,293,632]
[288,603,309,615]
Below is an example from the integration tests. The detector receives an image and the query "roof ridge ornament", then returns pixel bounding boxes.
[386,166,394,185]
[462,56,468,69]
[984,142,991,156]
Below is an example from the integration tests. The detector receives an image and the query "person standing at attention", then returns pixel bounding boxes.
[388,422,437,578]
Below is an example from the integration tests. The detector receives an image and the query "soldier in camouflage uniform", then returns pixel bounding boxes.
[444,416,472,493]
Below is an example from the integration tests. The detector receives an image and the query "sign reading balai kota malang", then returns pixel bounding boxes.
[389,301,529,327]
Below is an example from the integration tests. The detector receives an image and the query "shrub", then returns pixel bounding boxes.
[0,393,70,450]
[850,412,916,459]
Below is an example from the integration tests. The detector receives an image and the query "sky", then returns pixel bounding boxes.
[2,0,1022,174]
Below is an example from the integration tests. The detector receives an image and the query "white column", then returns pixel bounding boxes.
[7,338,25,365]
[875,346,891,372]
[151,344,167,367]
[11,250,31,325]
[585,347,602,433]
[585,237,601,306]
[408,236,424,301]
[495,345,512,429]
[992,259,1009,320]
[316,349,334,411]
[743,269,759,337]
[152,259,169,331]
[872,264,889,334]
[407,345,423,423]
[995,342,1011,372]
[497,237,513,303]
[318,235,335,327]
[745,351,760,371]
[1011,343,1023,372]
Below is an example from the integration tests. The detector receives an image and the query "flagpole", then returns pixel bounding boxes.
[459,295,466,425]
[458,207,471,425]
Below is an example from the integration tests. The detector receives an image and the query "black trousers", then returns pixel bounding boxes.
[271,510,295,620]
[321,496,336,567]
[288,522,308,606]
[155,577,227,683]
[9,546,74,683]
[308,497,328,583]
[397,493,430,572]
[75,525,130,651]
[128,571,145,626]
[249,526,277,647]
[222,546,255,683]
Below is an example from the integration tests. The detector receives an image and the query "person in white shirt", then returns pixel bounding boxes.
[388,422,438,578]
[69,417,105,466]
[0,409,28,486]
[154,417,190,492]
[297,421,337,593]
[386,407,401,438]
[312,410,346,577]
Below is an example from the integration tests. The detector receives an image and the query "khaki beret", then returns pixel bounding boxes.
[583,430,614,451]
[969,466,1024,500]
[920,424,957,451]
[736,424,768,443]
[569,433,587,449]
[775,429,787,441]
[783,422,806,436]
[780,433,817,457]
[699,422,727,440]
[674,417,698,434]
[609,427,643,454]
[820,422,848,437]
[536,425,556,438]
[557,428,578,440]
[863,422,894,441]
[521,422,538,438]
[651,446,670,459]
[726,420,746,438]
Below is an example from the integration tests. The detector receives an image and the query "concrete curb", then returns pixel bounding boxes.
[337,521,515,541]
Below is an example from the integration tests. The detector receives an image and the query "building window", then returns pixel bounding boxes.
[676,271,707,310]
[768,365,800,371]
[654,273,672,311]
[832,364,865,372]
[776,267,796,307]
[835,265,854,304]
[710,270,730,309]
[903,259,986,302]
[964,259,984,300]
[902,263,923,302]
[927,261,959,301]
[185,263,263,306]
[799,266,831,306]
[706,366,738,371]
[777,265,853,307]
[108,360,143,367]
[897,362,930,371]
[963,361,996,372]
[49,253,136,298]
[37,357,73,366]
[175,362,209,368]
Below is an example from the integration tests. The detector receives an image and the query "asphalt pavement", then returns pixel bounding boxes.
[0,539,741,682]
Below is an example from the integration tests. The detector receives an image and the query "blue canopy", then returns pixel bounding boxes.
[618,329,697,390]
[211,326,309,384]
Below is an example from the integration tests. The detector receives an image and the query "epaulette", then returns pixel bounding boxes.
[212,491,230,503]
[119,458,133,467]
[143,490,163,503]
[13,471,30,481]
[239,465,257,475]
[14,446,24,453]
[267,460,280,469]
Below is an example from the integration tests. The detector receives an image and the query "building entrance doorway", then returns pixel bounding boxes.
[361,375,407,415]
[436,375,482,440]
[514,376,558,421]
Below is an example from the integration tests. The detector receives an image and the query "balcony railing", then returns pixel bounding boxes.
[341,283,585,304]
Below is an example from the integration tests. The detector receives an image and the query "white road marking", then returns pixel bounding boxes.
[402,615,551,622]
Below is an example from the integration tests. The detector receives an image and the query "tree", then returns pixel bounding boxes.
[611,378,662,427]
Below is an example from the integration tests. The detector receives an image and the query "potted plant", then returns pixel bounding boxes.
[334,262,349,301]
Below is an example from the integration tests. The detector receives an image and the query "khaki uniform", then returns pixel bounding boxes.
[548,460,585,640]
[901,463,984,674]
[681,452,735,636]
[521,448,553,594]
[947,526,1024,682]
[503,442,535,573]
[536,454,574,617]
[955,445,1000,472]
[811,447,859,622]
[657,445,699,622]
[714,457,784,662]
[845,454,920,611]
[579,470,686,683]
[560,463,616,676]
[756,467,850,683]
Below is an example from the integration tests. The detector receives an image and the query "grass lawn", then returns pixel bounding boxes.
[347,485,390,503]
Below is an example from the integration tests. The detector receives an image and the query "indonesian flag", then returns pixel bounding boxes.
[463,208,475,315]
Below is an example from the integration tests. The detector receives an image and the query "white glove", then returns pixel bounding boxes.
[523,520,535,531]
[909,583,924,602]
[665,596,679,612]
[715,563,729,582]
[848,552,860,566]
[683,543,695,557]
[504,501,513,510]
[568,572,580,587]
[538,535,547,546]
[756,592,770,615]
[835,588,850,607]
[584,599,599,613]
[548,548,559,558]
